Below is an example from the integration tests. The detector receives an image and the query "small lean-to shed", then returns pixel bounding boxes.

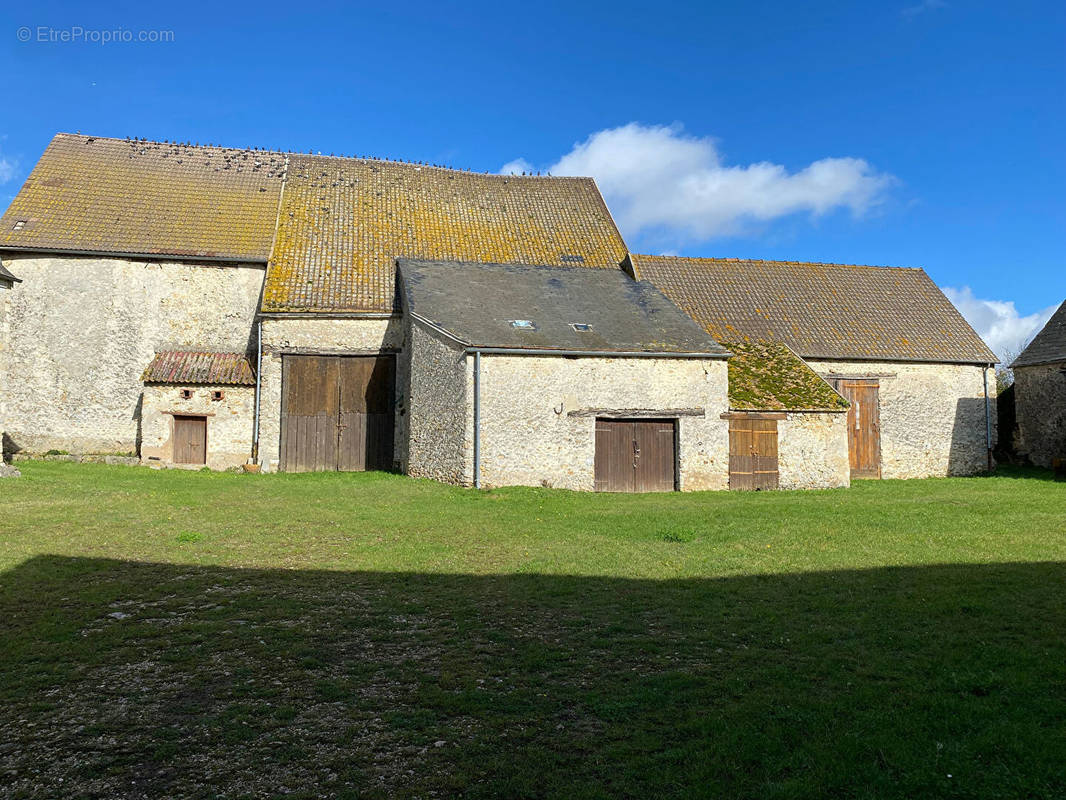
[1011,300,1066,469]
[140,351,256,470]
[723,340,851,490]
[399,259,732,492]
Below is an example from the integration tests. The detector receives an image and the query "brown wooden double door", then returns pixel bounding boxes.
[832,379,882,478]
[594,419,677,492]
[728,417,779,490]
[281,355,395,473]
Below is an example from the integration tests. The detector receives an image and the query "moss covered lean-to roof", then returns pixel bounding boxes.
[262,156,629,313]
[725,340,849,412]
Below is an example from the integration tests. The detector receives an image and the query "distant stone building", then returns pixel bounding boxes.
[0,132,1000,490]
[1011,301,1066,469]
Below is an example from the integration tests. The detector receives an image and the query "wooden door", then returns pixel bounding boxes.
[835,380,881,478]
[281,355,395,473]
[337,357,395,472]
[173,415,207,465]
[594,419,676,492]
[728,417,779,490]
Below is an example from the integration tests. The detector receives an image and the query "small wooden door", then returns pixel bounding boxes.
[173,415,207,465]
[728,417,779,490]
[281,355,395,473]
[835,380,881,478]
[594,419,676,492]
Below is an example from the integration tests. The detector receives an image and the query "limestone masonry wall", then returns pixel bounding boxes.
[0,281,13,454]
[1013,363,1066,468]
[807,360,994,478]
[257,316,404,471]
[1,254,263,455]
[476,355,730,491]
[140,384,254,470]
[777,412,851,490]
[403,321,472,484]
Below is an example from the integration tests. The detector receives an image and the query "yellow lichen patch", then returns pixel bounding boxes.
[262,156,629,312]
[0,134,285,261]
[724,340,849,412]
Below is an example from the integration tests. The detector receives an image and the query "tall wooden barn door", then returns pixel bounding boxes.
[594,419,676,492]
[728,417,779,490]
[173,415,207,465]
[281,355,395,473]
[833,380,881,478]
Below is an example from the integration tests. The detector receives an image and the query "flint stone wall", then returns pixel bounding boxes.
[0,254,263,455]
[807,360,994,478]
[1013,363,1066,468]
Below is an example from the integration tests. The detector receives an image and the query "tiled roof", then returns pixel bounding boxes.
[142,351,256,386]
[725,340,848,412]
[1012,300,1066,367]
[262,155,628,313]
[0,134,285,261]
[399,260,728,355]
[633,255,997,364]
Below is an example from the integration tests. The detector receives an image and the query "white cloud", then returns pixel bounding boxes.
[0,156,14,184]
[500,158,534,175]
[502,123,895,246]
[942,286,1059,363]
[903,0,946,19]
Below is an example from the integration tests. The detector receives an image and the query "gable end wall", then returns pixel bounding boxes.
[1013,363,1066,468]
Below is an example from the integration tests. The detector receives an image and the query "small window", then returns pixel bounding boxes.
[510,319,535,330]
[571,323,592,332]
[12,220,26,231]
[179,389,193,400]
[211,390,224,402]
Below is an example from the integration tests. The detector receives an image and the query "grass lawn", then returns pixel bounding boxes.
[1,461,1064,799]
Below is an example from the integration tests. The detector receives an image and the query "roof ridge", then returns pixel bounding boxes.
[634,253,924,272]
[53,132,591,181]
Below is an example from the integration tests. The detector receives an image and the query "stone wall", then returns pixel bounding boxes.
[777,412,850,490]
[257,316,404,471]
[1013,363,1066,468]
[0,279,13,456]
[807,360,995,478]
[474,354,730,491]
[140,384,254,470]
[0,254,264,455]
[403,321,471,484]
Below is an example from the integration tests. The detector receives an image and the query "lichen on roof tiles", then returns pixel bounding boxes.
[262,155,629,313]
[725,340,848,412]
[0,134,285,261]
[634,254,997,364]
[1012,300,1066,367]
[142,351,255,386]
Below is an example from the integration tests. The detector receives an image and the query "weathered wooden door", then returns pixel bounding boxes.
[173,415,207,465]
[835,380,881,478]
[594,419,676,492]
[281,355,394,473]
[728,417,779,490]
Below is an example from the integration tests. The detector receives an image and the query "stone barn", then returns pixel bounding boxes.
[1011,300,1066,469]
[631,255,998,479]
[0,132,1002,490]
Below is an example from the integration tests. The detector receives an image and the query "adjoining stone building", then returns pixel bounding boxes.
[631,255,999,479]
[399,259,731,491]
[1011,300,1066,469]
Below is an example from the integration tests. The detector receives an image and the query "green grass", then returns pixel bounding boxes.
[1,461,1064,798]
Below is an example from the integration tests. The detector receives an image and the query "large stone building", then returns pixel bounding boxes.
[1011,300,1066,469]
[0,132,998,490]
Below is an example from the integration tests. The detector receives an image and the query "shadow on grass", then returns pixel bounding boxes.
[2,557,1063,799]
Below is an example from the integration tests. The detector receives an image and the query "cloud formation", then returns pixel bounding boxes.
[0,154,14,184]
[941,286,1058,363]
[501,123,895,246]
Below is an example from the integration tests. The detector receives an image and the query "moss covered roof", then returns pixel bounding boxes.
[263,156,628,313]
[725,340,849,412]
[0,134,286,261]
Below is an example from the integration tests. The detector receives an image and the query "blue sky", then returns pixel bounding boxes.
[2,0,1063,358]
